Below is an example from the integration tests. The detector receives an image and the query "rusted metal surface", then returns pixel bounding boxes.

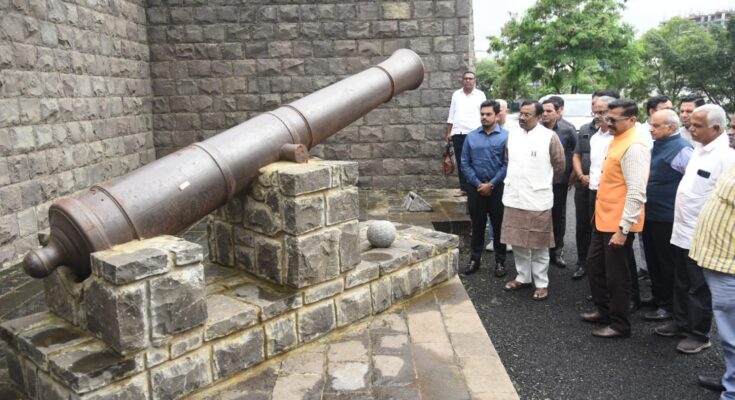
[23,49,425,281]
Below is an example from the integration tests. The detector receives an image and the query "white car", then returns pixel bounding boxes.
[539,94,593,131]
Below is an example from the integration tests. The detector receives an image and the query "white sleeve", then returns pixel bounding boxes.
[447,92,457,124]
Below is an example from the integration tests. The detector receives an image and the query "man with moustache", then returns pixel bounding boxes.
[728,114,735,149]
[580,99,650,338]
[656,104,735,354]
[501,100,565,301]
[641,110,692,322]
[541,98,577,268]
[678,96,705,144]
[446,71,487,197]
[460,100,509,277]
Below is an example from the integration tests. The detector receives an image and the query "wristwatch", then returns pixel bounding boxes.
[619,225,630,235]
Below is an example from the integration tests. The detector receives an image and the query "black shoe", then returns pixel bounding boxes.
[643,308,673,322]
[637,269,649,280]
[585,294,593,302]
[461,260,480,275]
[697,375,725,391]
[572,265,586,280]
[494,263,507,278]
[592,326,630,338]
[629,301,641,313]
[551,250,567,268]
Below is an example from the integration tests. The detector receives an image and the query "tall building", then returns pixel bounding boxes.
[688,10,734,28]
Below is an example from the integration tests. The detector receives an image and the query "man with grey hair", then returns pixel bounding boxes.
[641,109,693,322]
[656,104,735,353]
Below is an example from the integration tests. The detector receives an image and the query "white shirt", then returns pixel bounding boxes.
[637,122,654,148]
[447,88,486,136]
[671,133,735,249]
[589,128,614,190]
[503,124,556,211]
[679,127,694,144]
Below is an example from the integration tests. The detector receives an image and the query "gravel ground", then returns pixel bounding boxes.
[455,191,724,400]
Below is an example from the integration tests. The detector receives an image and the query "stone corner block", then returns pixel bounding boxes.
[264,313,297,358]
[285,228,340,288]
[149,265,208,340]
[91,245,169,285]
[325,187,359,226]
[336,286,373,328]
[278,164,332,196]
[85,279,149,355]
[282,194,325,236]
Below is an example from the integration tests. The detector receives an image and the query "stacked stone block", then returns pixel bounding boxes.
[209,159,362,288]
[0,0,156,269]
[146,0,472,190]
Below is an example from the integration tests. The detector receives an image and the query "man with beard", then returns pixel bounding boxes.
[460,100,509,277]
[501,100,565,301]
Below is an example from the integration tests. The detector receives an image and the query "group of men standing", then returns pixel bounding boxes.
[446,70,735,396]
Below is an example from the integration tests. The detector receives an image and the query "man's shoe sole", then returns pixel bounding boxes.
[677,341,712,354]
[654,329,687,338]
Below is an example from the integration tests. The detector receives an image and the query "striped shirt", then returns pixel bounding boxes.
[690,163,735,274]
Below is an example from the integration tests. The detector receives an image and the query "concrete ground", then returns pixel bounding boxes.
[0,188,727,399]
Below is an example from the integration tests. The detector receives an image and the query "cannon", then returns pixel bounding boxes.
[24,49,425,281]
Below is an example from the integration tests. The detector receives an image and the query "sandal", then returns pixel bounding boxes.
[504,280,531,291]
[453,190,467,197]
[533,288,549,301]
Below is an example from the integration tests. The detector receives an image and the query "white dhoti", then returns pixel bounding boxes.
[513,246,550,288]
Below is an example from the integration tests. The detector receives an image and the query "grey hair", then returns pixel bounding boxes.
[662,110,680,130]
[694,104,727,133]
[594,96,616,106]
[497,99,508,110]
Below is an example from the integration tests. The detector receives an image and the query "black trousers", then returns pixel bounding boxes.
[587,228,634,333]
[671,245,712,342]
[642,221,676,311]
[590,189,639,306]
[468,184,506,265]
[574,185,592,266]
[551,183,568,253]
[451,135,468,192]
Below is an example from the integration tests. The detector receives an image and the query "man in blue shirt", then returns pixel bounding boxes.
[460,100,510,277]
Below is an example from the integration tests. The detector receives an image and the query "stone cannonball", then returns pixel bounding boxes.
[367,220,397,248]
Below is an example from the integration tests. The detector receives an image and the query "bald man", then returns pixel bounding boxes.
[641,110,693,322]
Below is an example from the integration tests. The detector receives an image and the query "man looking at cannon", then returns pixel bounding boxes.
[460,100,509,277]
[501,100,565,301]
[446,71,487,197]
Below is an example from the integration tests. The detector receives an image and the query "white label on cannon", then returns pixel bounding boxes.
[179,181,190,191]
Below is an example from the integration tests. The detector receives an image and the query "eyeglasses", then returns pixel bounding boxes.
[606,116,630,124]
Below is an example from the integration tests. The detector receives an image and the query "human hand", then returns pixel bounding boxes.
[608,231,627,248]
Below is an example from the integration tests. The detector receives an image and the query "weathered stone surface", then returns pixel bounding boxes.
[169,329,204,358]
[255,235,284,284]
[70,373,149,400]
[271,373,324,400]
[149,266,207,340]
[146,346,169,369]
[169,240,204,266]
[298,302,336,343]
[278,164,332,196]
[345,260,379,289]
[92,247,169,285]
[327,361,369,392]
[391,267,422,303]
[303,278,345,304]
[264,313,298,357]
[366,220,397,248]
[285,228,340,288]
[43,267,84,327]
[210,219,234,266]
[391,237,434,263]
[150,348,212,400]
[212,328,265,380]
[371,277,393,313]
[338,220,361,271]
[17,322,95,371]
[421,255,449,289]
[361,247,411,276]
[232,283,302,321]
[0,311,61,349]
[336,286,373,327]
[243,195,281,236]
[282,194,325,235]
[38,371,72,400]
[204,294,259,341]
[448,248,459,278]
[48,341,145,394]
[325,187,359,225]
[402,191,433,212]
[407,228,460,254]
[85,280,148,355]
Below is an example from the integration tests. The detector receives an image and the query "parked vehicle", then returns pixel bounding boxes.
[539,94,593,131]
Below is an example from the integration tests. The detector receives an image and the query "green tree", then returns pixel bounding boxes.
[474,59,500,96]
[634,17,717,103]
[488,0,638,97]
[684,18,735,112]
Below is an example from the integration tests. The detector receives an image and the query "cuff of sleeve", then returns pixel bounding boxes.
[619,221,632,233]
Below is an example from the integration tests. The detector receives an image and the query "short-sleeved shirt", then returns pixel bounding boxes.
[447,88,486,136]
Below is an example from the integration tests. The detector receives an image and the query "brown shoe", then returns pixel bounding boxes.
[580,311,609,324]
[592,326,630,338]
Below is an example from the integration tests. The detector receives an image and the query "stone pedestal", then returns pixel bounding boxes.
[209,159,361,288]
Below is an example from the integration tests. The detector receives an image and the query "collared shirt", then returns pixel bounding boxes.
[619,143,650,231]
[671,133,735,249]
[447,88,486,136]
[690,164,735,274]
[461,124,509,187]
[679,127,694,144]
[589,128,614,190]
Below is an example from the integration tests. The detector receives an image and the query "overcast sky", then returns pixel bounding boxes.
[474,0,735,59]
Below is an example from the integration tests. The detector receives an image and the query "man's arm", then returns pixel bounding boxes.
[460,134,481,187]
[619,143,651,232]
[572,153,589,187]
[549,134,565,183]
[671,146,693,175]
[446,93,457,141]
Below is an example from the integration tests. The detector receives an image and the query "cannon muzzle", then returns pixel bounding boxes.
[24,49,425,281]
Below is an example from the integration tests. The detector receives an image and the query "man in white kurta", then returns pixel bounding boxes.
[501,101,565,301]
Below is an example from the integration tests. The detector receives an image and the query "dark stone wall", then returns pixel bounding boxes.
[146,0,473,190]
[0,0,155,269]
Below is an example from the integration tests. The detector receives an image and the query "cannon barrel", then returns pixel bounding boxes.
[24,49,425,281]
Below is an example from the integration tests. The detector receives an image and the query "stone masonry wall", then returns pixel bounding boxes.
[0,0,156,269]
[146,0,473,190]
